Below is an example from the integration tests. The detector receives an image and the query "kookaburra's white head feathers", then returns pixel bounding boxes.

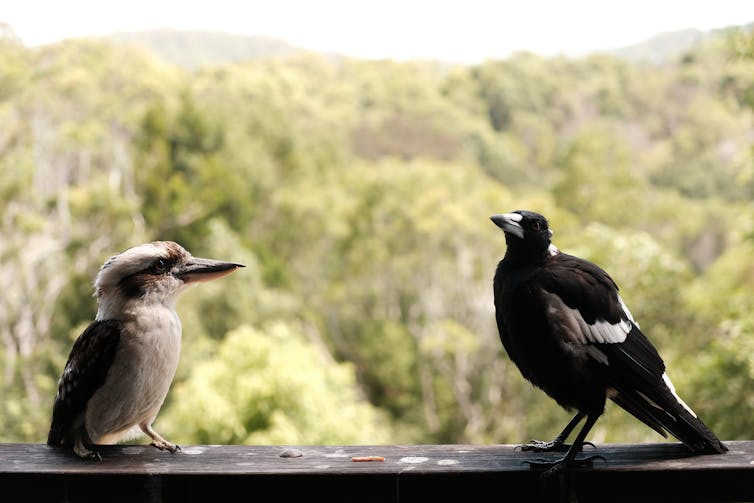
[94,241,244,321]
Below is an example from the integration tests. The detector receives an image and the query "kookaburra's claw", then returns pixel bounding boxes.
[73,437,102,460]
[150,440,180,453]
[143,424,180,453]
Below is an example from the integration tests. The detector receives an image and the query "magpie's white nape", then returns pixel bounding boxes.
[491,210,727,475]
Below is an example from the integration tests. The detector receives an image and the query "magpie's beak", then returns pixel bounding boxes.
[490,213,525,239]
[176,258,245,284]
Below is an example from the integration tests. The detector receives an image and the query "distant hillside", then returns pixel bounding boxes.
[107,29,303,68]
[613,28,705,63]
[94,23,754,68]
[613,22,754,64]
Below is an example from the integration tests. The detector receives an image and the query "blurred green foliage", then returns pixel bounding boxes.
[1,29,753,446]
[164,323,391,445]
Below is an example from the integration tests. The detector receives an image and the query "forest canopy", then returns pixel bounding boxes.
[1,26,753,446]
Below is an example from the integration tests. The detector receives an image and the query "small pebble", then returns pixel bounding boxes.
[279,448,303,458]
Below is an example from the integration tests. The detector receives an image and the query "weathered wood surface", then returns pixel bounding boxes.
[2,441,753,502]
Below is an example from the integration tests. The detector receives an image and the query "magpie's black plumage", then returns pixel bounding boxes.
[491,210,726,471]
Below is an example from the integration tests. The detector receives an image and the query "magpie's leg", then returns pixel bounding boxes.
[519,411,586,452]
[523,412,606,475]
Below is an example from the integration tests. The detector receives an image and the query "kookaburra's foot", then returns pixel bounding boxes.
[150,439,181,453]
[73,437,102,460]
[518,439,595,452]
[523,454,607,478]
[141,423,180,453]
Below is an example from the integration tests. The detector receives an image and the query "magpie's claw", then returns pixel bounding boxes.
[523,454,608,478]
[518,439,570,453]
[521,458,552,468]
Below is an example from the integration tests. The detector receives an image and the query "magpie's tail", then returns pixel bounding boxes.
[611,381,727,454]
[660,388,728,454]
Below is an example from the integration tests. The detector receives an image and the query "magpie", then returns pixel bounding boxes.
[491,210,727,472]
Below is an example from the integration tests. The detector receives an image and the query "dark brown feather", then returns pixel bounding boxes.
[47,320,121,446]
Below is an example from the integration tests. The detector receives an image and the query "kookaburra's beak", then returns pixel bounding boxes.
[176,258,245,284]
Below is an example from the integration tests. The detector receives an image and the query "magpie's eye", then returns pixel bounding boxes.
[152,259,168,274]
[531,221,542,232]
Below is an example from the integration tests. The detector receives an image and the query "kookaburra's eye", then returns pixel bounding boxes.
[152,259,168,274]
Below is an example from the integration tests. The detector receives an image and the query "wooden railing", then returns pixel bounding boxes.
[2,441,753,502]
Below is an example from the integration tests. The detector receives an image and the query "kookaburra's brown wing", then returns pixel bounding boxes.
[47,320,121,446]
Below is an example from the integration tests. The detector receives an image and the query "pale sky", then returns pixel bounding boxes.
[3,1,753,62]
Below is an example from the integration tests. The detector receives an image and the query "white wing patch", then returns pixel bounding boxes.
[542,290,631,365]
[618,295,640,328]
[662,373,697,417]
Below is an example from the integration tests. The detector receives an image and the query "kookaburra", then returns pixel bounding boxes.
[47,241,244,459]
